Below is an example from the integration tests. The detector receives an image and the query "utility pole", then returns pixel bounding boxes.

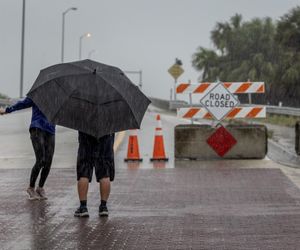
[20,0,25,98]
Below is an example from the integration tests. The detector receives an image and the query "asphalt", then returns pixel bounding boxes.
[0,109,300,249]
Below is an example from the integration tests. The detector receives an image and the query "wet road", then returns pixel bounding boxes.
[0,108,300,249]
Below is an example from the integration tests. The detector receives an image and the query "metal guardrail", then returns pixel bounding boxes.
[266,106,300,117]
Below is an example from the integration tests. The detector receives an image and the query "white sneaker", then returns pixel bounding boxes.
[27,187,40,200]
[36,187,47,200]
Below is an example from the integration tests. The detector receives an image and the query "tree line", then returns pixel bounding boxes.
[192,6,300,107]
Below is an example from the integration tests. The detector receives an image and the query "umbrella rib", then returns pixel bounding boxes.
[50,83,80,122]
[94,74,140,125]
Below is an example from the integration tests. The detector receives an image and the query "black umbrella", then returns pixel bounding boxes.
[27,59,151,138]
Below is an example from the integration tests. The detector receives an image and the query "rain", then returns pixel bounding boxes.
[0,1,300,249]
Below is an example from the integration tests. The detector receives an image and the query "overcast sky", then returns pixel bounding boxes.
[0,0,299,99]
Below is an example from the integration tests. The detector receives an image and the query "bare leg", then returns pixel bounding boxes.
[78,177,89,201]
[99,177,110,201]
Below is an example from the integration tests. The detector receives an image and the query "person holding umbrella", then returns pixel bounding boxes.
[25,59,151,215]
[0,97,55,200]
[74,132,115,217]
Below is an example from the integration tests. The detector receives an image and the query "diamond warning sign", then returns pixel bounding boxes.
[206,126,237,157]
[168,64,184,80]
[200,82,239,121]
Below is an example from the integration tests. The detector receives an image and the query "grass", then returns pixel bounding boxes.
[226,115,300,139]
[263,114,300,127]
[227,114,299,128]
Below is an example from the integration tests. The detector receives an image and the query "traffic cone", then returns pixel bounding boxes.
[124,130,143,162]
[150,114,169,161]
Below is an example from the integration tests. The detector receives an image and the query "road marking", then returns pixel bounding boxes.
[114,131,126,152]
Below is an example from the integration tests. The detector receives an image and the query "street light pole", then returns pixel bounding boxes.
[61,7,77,63]
[20,0,25,98]
[79,33,91,60]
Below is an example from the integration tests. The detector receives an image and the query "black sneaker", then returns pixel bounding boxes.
[99,205,109,217]
[74,206,89,217]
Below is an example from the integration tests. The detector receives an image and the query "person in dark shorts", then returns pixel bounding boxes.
[0,97,55,200]
[74,131,115,217]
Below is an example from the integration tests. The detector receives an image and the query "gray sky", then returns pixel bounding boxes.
[0,0,299,99]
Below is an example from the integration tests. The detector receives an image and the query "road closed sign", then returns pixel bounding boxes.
[200,82,239,120]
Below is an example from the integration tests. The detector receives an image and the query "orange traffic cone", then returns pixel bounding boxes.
[150,114,168,161]
[124,130,143,162]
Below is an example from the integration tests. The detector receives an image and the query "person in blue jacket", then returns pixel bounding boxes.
[0,97,55,200]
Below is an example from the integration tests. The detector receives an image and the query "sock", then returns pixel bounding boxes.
[100,200,107,207]
[80,200,87,208]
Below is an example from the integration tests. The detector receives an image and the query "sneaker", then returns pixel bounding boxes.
[36,187,47,200]
[74,207,89,217]
[27,187,40,200]
[99,205,109,217]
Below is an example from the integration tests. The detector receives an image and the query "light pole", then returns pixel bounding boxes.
[79,33,91,60]
[20,0,25,98]
[61,7,77,63]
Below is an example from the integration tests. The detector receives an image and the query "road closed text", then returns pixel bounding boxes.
[204,93,236,108]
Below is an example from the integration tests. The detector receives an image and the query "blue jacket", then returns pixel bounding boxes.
[5,97,55,135]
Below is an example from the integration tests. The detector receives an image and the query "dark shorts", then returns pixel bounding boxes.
[77,132,115,182]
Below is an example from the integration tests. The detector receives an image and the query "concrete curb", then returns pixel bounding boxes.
[296,122,300,155]
[268,139,300,168]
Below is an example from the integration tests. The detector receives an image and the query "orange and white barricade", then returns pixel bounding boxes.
[178,106,266,119]
[176,82,265,94]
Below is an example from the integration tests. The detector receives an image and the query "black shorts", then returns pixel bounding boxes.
[76,132,115,182]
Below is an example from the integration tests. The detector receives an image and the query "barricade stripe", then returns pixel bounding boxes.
[176,83,190,93]
[246,107,263,118]
[182,108,200,118]
[236,82,251,93]
[194,83,210,93]
[257,84,265,93]
[223,82,232,88]
[204,112,212,119]
[227,107,242,118]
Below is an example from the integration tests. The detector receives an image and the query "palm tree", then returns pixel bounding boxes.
[192,47,219,81]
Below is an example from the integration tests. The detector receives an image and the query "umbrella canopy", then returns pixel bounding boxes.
[27,59,151,138]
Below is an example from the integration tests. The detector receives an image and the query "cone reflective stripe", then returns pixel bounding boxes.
[124,129,143,162]
[150,114,168,161]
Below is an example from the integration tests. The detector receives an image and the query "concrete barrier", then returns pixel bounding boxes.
[175,124,267,160]
[296,122,300,155]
